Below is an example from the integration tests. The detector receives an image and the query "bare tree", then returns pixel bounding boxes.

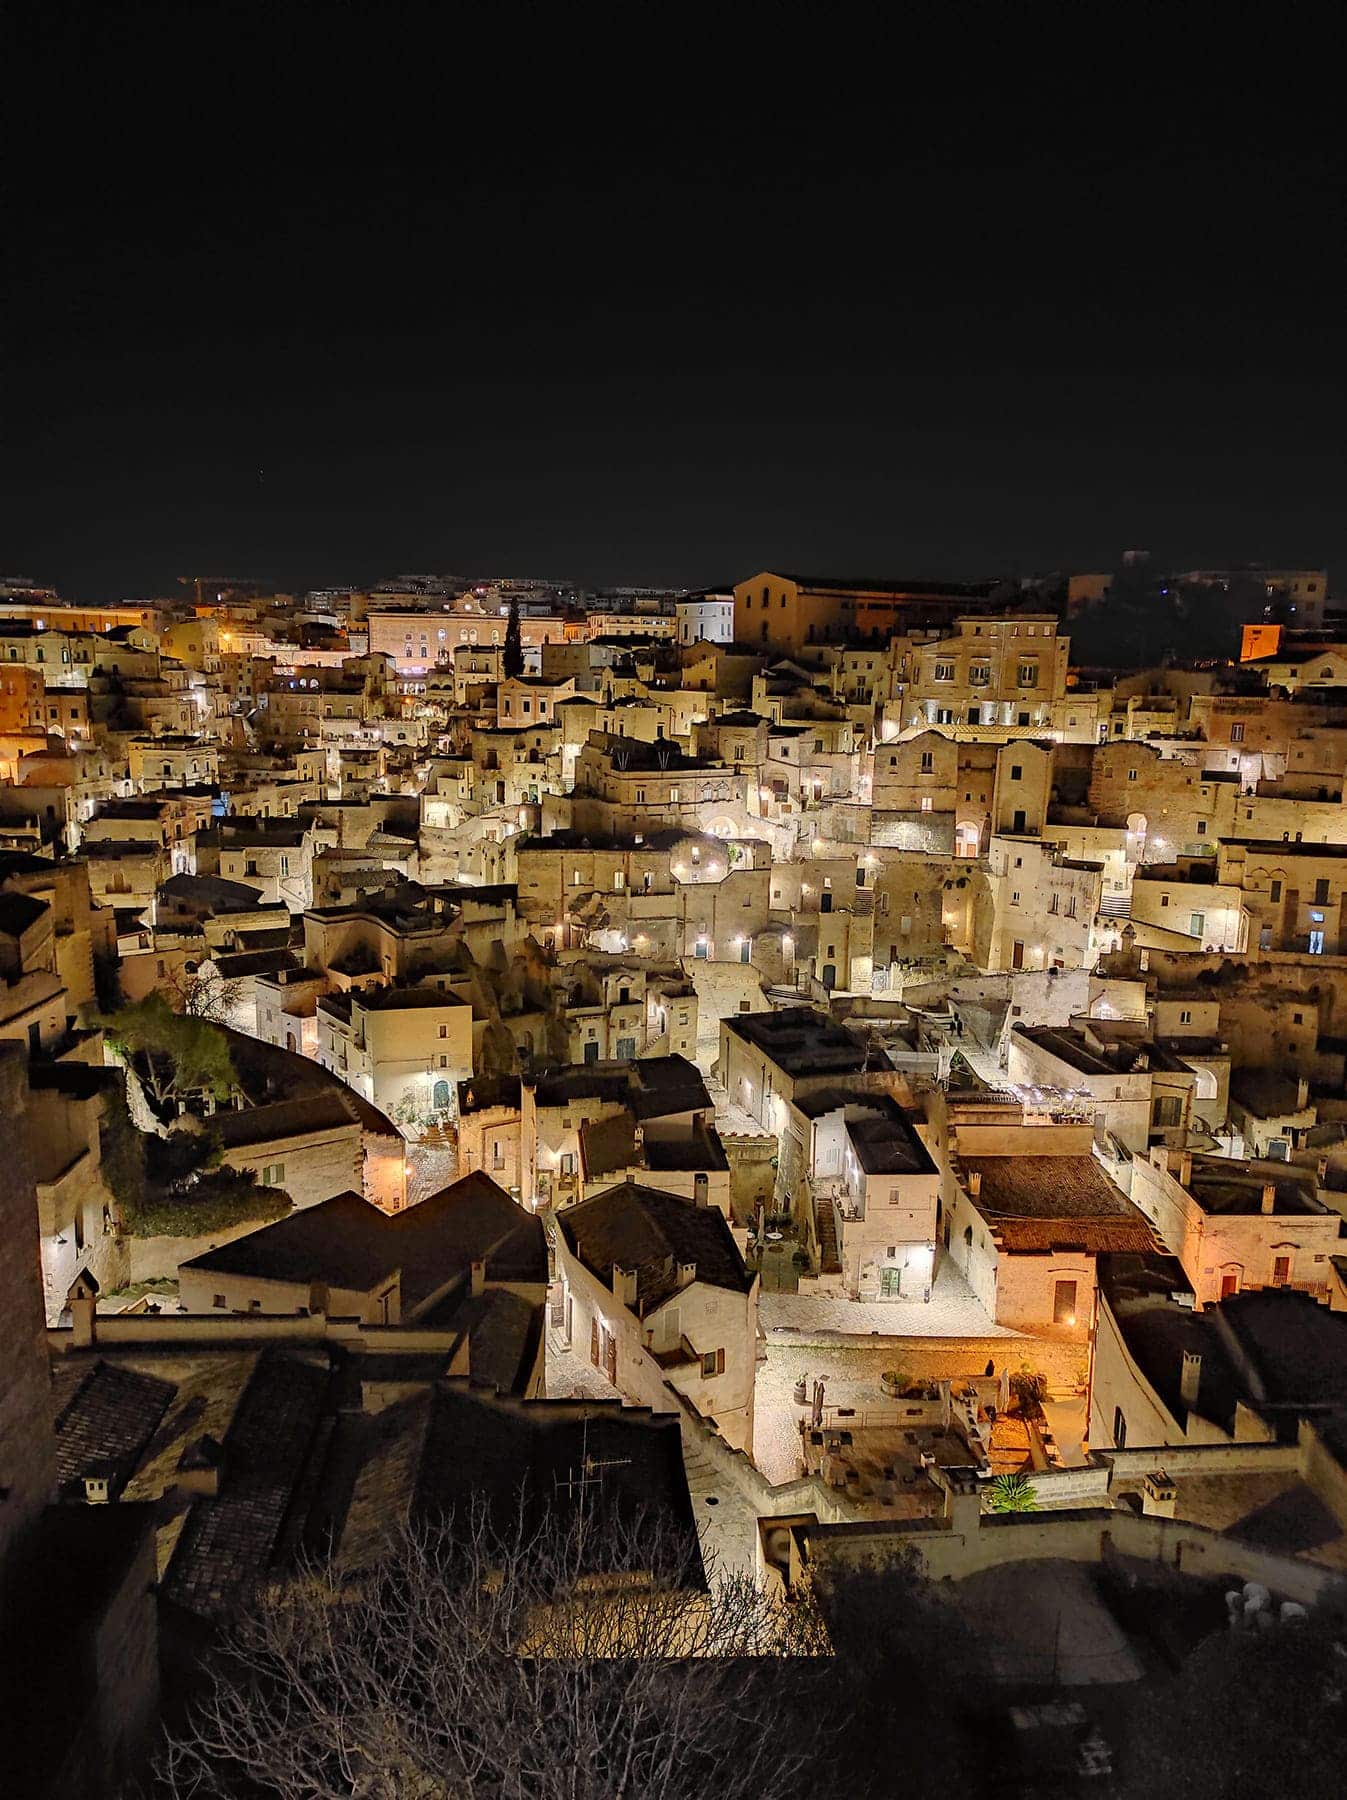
[162,1495,832,1800]
[167,965,247,1026]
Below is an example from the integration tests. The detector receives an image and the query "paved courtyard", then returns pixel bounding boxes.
[761,1258,1014,1339]
[755,1332,1086,1485]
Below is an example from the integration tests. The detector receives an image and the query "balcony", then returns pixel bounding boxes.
[651,1333,701,1371]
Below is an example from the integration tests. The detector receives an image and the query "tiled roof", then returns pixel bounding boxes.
[163,1352,330,1619]
[963,1156,1157,1255]
[181,1173,547,1313]
[53,1360,176,1498]
[210,1091,359,1149]
[557,1180,751,1307]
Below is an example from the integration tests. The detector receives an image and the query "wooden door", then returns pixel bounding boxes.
[1220,1273,1239,1299]
[1272,1256,1291,1287]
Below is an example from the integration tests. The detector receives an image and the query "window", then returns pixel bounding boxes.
[1049,892,1059,914]
[1179,1009,1192,1024]
[1271,879,1283,902]
[1315,877,1331,904]
[920,751,934,772]
[920,796,932,812]
[1189,913,1205,938]
[1230,722,1246,743]
[1112,1407,1127,1449]
[934,662,955,682]
[1161,894,1170,908]
[1152,1095,1182,1127]
[1196,820,1206,836]
[263,1162,286,1185]
[1010,765,1022,781]
[1127,768,1138,781]
[212,1294,226,1310]
[1053,1279,1077,1325]
[701,1349,726,1378]
[1011,890,1020,905]
[1016,662,1038,687]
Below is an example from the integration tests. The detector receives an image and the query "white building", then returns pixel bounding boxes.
[675,593,735,648]
[554,1179,759,1454]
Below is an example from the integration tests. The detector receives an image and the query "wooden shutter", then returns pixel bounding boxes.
[590,1317,599,1368]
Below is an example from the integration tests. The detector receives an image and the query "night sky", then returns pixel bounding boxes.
[7,9,1345,599]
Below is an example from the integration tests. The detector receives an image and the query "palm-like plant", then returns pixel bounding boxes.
[988,1472,1038,1513]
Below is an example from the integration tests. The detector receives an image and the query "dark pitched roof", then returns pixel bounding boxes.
[580,1110,638,1180]
[419,1286,542,1393]
[181,1173,546,1315]
[413,1386,704,1583]
[163,1351,330,1619]
[722,1006,868,1077]
[0,889,49,937]
[158,871,265,910]
[211,947,299,978]
[183,1191,397,1292]
[209,1091,359,1149]
[846,1109,938,1177]
[53,1360,176,1499]
[557,1180,752,1307]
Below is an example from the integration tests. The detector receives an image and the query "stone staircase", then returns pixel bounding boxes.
[812,1190,842,1275]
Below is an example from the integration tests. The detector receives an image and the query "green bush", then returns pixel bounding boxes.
[122,1167,291,1239]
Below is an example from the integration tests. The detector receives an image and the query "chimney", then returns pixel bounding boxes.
[1180,1350,1202,1408]
[66,1270,99,1349]
[1297,1076,1310,1110]
[470,1258,486,1298]
[613,1264,638,1308]
[1261,1181,1276,1214]
[968,1170,982,1199]
[1178,1152,1193,1187]
[677,1259,697,1290]
[1140,1468,1177,1518]
[693,1173,709,1207]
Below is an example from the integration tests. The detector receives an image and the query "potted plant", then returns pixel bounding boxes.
[880,1369,912,1398]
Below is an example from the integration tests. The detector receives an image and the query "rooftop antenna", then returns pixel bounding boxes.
[555,1419,632,1501]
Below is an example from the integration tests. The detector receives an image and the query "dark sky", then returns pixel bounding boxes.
[7,7,1346,600]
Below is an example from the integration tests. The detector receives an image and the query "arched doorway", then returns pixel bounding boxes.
[432,1079,451,1110]
[954,820,981,859]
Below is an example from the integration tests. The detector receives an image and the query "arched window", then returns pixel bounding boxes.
[432,1079,451,1109]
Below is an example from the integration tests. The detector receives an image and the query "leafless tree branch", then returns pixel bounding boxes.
[161,1493,834,1800]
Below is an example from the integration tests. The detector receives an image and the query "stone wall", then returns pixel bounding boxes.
[0,1047,57,1559]
[127,1216,268,1284]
